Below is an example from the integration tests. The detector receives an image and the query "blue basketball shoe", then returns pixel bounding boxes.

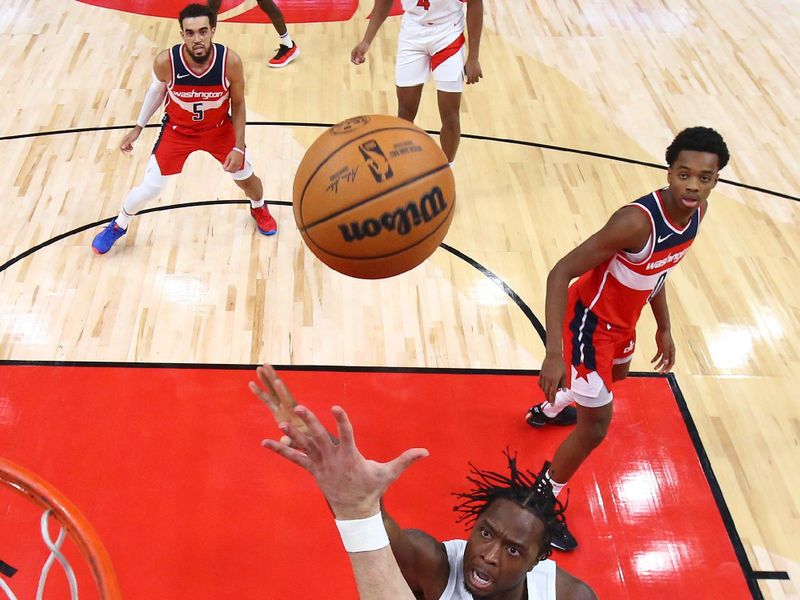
[92,219,127,254]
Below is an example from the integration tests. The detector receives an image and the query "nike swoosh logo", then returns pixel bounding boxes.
[176,73,192,79]
[657,233,674,243]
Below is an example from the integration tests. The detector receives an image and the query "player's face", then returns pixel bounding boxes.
[666,150,719,216]
[462,498,544,598]
[180,16,215,64]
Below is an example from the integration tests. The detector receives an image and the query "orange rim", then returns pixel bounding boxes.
[0,458,122,600]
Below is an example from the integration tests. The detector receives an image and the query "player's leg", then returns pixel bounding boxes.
[258,0,299,68]
[431,32,466,164]
[612,333,635,381]
[544,387,613,552]
[92,128,183,254]
[396,85,425,123]
[395,26,429,123]
[207,122,277,235]
[234,169,277,236]
[435,89,461,163]
[548,391,614,487]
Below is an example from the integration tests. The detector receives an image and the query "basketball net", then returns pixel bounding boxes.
[0,509,79,600]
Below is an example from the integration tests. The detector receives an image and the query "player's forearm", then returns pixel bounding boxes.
[362,0,394,43]
[136,74,167,128]
[230,99,246,150]
[544,263,571,355]
[466,0,483,59]
[649,286,671,331]
[348,548,416,600]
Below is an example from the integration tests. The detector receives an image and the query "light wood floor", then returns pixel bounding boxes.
[1,0,798,596]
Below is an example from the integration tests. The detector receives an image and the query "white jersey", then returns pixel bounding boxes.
[439,540,557,600]
[401,0,467,26]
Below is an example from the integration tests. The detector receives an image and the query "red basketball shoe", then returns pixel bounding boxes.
[268,42,299,68]
[250,205,277,236]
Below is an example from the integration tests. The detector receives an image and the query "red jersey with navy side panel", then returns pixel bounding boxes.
[164,43,230,134]
[571,189,701,330]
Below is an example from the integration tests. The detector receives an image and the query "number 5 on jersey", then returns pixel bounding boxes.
[417,0,430,9]
[192,102,204,122]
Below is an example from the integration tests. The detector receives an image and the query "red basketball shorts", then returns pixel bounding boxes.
[562,285,636,398]
[152,118,236,176]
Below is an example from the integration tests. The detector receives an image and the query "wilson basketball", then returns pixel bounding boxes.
[293,114,456,279]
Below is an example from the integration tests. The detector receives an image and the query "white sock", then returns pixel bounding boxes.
[448,161,455,169]
[115,208,133,230]
[279,31,293,48]
[542,389,573,418]
[250,198,265,209]
[546,469,567,498]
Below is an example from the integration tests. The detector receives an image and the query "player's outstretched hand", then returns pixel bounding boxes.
[351,40,371,65]
[249,363,307,445]
[263,404,428,519]
[120,127,142,154]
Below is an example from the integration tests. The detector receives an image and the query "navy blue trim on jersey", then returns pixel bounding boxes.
[151,113,169,155]
[170,43,226,87]
[632,191,700,253]
[570,300,598,370]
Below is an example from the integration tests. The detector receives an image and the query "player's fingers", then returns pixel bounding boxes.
[384,448,429,483]
[665,349,676,371]
[262,439,312,470]
[331,405,354,448]
[293,405,334,450]
[538,374,549,392]
[248,380,274,406]
[280,420,322,460]
[272,377,299,411]
[257,364,281,398]
[651,350,661,363]
[546,381,558,405]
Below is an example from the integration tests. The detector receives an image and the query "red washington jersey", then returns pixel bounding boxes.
[164,43,230,134]
[571,189,701,329]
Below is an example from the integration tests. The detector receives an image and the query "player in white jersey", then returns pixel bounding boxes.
[255,363,596,600]
[352,0,483,165]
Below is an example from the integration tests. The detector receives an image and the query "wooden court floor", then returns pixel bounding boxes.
[1,0,799,597]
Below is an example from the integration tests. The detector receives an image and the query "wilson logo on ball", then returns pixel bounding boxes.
[338,186,448,242]
[358,140,394,183]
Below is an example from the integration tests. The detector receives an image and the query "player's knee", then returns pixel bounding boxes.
[440,110,460,130]
[576,416,610,449]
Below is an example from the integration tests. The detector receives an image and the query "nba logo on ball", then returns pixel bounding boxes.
[293,114,456,279]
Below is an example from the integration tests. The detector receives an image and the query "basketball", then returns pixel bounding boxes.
[293,114,456,279]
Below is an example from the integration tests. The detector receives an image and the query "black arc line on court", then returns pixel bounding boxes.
[0,199,547,345]
[0,122,797,203]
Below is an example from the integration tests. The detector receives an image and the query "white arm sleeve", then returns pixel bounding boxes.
[136,72,168,128]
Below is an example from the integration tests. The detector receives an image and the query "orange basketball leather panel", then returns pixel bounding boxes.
[303,196,456,278]
[293,115,449,226]
[302,168,455,253]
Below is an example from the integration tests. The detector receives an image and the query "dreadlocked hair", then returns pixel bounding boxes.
[452,450,566,562]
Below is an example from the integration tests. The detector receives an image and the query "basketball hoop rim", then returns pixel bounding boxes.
[0,457,122,600]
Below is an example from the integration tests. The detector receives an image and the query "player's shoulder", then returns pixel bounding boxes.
[222,46,244,73]
[152,49,172,79]
[555,566,598,600]
[609,202,651,231]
